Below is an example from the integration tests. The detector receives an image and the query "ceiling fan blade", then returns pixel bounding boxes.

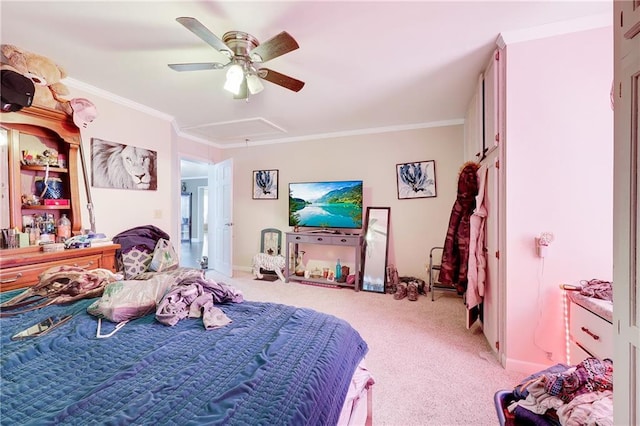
[250,31,299,63]
[176,17,233,58]
[168,62,226,72]
[258,68,305,92]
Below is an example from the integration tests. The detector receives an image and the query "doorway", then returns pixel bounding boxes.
[179,159,210,269]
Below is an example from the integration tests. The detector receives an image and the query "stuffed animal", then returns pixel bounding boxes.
[1,44,71,114]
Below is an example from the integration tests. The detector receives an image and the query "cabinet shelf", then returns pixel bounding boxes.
[22,204,70,210]
[21,165,68,173]
[288,275,355,289]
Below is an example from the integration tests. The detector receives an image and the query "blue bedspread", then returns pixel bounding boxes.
[1,295,368,425]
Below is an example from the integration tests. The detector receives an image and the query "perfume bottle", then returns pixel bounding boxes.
[56,214,71,243]
[335,259,342,279]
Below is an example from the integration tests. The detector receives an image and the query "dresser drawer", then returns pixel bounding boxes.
[0,254,101,292]
[331,235,358,246]
[289,234,313,244]
[570,340,593,364]
[570,302,613,360]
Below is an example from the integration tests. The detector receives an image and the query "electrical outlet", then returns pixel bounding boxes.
[154,209,162,219]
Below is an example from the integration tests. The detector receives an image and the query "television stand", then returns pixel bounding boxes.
[285,231,363,291]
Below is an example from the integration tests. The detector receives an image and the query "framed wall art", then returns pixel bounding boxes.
[396,160,436,199]
[91,138,157,190]
[253,169,278,199]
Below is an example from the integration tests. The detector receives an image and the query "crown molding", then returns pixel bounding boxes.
[497,12,611,48]
[64,77,173,122]
[65,77,463,149]
[221,119,465,149]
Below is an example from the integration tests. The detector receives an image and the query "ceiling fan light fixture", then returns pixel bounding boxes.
[224,64,244,95]
[246,73,264,94]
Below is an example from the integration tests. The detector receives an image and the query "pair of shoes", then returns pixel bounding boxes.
[393,282,407,300]
[407,282,419,301]
[386,265,399,294]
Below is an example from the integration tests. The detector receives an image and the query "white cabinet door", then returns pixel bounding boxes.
[484,50,501,156]
[482,152,501,358]
[464,74,483,162]
[613,0,640,423]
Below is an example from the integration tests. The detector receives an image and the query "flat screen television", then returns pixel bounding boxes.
[289,180,363,230]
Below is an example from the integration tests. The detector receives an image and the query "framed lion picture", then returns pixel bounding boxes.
[90,138,157,190]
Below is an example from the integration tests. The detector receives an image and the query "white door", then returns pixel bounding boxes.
[613,1,640,423]
[210,158,233,277]
[483,153,500,358]
[480,47,504,363]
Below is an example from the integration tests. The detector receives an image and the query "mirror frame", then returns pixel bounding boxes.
[261,228,282,255]
[361,207,390,293]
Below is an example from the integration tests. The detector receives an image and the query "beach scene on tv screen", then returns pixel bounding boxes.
[289,181,363,229]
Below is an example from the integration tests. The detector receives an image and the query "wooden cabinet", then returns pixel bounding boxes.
[0,244,120,292]
[0,106,116,293]
[1,106,82,236]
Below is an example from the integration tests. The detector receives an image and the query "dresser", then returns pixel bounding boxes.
[567,291,613,363]
[0,244,120,292]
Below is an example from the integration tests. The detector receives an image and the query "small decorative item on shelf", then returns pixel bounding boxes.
[56,214,71,243]
[295,250,306,276]
[21,150,37,165]
[43,199,70,206]
[310,267,322,279]
[21,194,39,206]
[34,177,63,199]
[57,154,67,168]
[337,266,350,283]
[39,149,59,166]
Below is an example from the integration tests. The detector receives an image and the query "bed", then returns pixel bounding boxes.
[0,271,373,425]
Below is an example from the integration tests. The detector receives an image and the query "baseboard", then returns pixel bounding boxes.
[504,357,551,376]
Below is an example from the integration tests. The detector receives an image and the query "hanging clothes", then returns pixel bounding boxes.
[466,164,488,309]
[438,162,480,294]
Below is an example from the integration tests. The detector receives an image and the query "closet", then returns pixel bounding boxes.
[463,47,504,363]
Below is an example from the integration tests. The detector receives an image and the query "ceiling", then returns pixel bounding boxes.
[1,1,611,148]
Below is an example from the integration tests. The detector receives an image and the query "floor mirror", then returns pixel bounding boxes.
[361,207,390,293]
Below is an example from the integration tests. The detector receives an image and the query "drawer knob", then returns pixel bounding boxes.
[316,237,324,241]
[581,326,600,341]
[0,272,23,284]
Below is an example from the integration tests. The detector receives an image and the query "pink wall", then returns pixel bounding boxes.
[503,26,613,372]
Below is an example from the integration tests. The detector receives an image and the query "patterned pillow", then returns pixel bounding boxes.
[120,246,153,279]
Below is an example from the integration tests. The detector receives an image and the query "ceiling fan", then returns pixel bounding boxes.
[168,17,305,99]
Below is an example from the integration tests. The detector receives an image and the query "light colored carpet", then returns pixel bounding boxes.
[207,270,526,425]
